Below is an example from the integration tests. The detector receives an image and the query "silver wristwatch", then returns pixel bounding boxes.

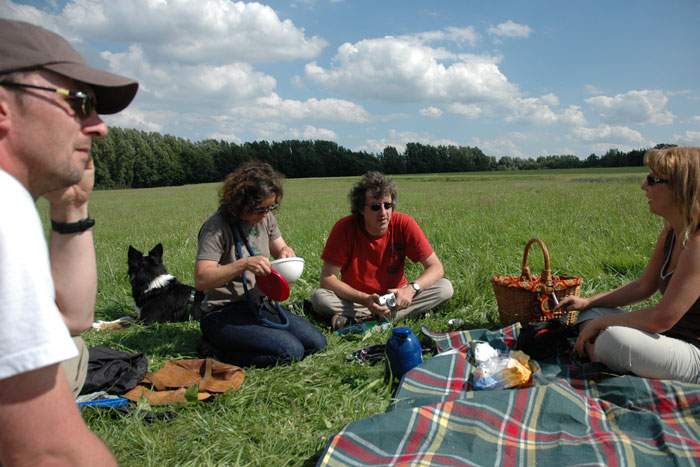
[409,282,421,296]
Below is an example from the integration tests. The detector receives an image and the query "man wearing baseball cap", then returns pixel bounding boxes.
[0,19,138,465]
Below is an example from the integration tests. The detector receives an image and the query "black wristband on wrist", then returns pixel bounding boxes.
[51,217,95,234]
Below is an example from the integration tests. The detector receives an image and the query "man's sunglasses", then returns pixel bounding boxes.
[0,81,96,120]
[646,174,669,186]
[251,203,279,214]
[367,202,395,211]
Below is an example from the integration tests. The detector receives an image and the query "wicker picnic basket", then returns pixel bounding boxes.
[491,238,583,326]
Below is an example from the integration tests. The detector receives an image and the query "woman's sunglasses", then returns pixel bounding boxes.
[0,81,96,120]
[250,203,279,214]
[646,174,669,186]
[367,202,395,211]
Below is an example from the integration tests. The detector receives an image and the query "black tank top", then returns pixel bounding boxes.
[659,230,700,346]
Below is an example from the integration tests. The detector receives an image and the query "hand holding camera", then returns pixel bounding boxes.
[365,292,396,320]
[377,292,397,309]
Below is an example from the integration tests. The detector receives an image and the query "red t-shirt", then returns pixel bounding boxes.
[321,212,434,294]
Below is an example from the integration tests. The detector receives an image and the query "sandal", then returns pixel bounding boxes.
[347,344,386,364]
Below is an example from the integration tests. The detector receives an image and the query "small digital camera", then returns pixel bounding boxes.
[378,292,397,309]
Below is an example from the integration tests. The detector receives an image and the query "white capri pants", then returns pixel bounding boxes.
[577,307,700,384]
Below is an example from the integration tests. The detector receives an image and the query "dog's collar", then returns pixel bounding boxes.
[145,274,175,293]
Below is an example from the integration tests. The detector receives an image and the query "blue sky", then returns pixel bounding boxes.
[3,0,699,158]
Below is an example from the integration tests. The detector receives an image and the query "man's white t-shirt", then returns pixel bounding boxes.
[0,169,77,380]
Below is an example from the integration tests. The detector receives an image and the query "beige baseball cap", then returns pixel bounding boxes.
[0,18,138,114]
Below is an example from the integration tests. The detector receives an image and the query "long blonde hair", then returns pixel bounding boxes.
[645,146,700,246]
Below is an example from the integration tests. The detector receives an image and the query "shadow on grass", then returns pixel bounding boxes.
[303,451,323,467]
[98,301,139,321]
[413,301,494,337]
[292,299,333,330]
[95,324,202,360]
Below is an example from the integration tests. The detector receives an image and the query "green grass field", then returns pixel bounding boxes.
[41,167,662,466]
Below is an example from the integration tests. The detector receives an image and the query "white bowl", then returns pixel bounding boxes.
[271,257,305,283]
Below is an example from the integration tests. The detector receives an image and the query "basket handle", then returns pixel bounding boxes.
[520,238,553,286]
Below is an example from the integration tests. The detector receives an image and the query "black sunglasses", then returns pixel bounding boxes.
[0,81,96,119]
[646,174,669,186]
[250,203,279,214]
[367,202,395,211]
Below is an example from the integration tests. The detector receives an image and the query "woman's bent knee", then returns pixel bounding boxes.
[593,326,646,368]
[593,326,700,382]
[593,326,627,364]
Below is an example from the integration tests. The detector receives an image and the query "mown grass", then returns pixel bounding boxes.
[39,167,660,466]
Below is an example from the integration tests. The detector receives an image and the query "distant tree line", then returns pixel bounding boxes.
[91,127,672,189]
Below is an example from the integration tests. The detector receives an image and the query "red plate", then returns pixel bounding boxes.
[255,269,290,302]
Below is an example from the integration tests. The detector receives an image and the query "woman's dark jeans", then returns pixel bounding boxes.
[200,304,327,367]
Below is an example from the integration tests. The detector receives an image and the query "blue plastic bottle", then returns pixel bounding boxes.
[386,327,423,379]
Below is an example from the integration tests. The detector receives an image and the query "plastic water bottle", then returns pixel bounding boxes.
[386,327,423,379]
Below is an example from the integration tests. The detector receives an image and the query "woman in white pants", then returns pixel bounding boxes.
[559,147,700,383]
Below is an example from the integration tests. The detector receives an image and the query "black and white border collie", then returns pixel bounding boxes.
[127,243,203,323]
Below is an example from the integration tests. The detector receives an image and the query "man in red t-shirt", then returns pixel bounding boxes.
[311,172,453,329]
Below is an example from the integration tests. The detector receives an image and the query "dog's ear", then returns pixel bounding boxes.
[128,245,142,262]
[149,243,164,259]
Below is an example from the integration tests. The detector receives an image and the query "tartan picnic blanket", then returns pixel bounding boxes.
[318,324,700,466]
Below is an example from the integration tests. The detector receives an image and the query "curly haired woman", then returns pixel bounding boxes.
[559,147,700,383]
[195,161,326,367]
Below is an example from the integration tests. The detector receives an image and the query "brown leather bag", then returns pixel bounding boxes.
[124,358,244,405]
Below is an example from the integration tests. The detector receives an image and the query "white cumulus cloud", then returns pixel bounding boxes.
[502,97,586,126]
[560,106,587,126]
[586,90,674,125]
[228,94,370,123]
[673,130,700,146]
[305,36,517,103]
[0,1,61,31]
[420,106,443,118]
[361,129,458,154]
[572,125,646,145]
[296,125,338,141]
[472,136,525,158]
[2,0,326,65]
[504,96,558,125]
[303,31,586,130]
[404,26,479,47]
[102,46,277,105]
[488,20,532,38]
[61,0,326,64]
[249,122,336,142]
[584,84,604,95]
[447,103,482,119]
[103,108,166,133]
